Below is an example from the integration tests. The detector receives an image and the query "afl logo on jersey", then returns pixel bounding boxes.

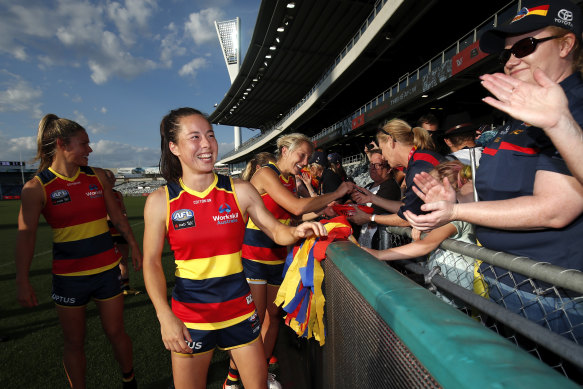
[172,209,195,230]
[50,189,71,205]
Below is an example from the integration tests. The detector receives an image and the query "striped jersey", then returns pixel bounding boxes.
[166,174,255,330]
[36,166,120,276]
[242,162,296,264]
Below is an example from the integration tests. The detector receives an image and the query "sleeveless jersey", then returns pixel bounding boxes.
[166,174,255,330]
[36,166,120,276]
[242,163,296,264]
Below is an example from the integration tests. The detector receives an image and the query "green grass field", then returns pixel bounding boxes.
[0,196,230,388]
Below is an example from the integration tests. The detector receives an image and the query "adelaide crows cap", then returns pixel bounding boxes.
[480,0,582,53]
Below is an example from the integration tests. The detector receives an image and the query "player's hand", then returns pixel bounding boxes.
[347,206,371,225]
[159,311,193,354]
[132,247,143,271]
[336,181,355,197]
[294,221,328,239]
[351,186,372,204]
[16,279,38,307]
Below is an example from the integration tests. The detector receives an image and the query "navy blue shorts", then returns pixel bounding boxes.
[242,258,285,286]
[51,265,123,307]
[176,311,262,356]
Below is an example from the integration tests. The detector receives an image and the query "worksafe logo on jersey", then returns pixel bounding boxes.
[50,189,71,205]
[213,203,239,225]
[86,184,103,199]
[172,209,195,230]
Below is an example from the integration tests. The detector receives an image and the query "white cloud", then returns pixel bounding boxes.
[159,22,186,68]
[90,139,160,168]
[55,0,105,46]
[100,107,107,114]
[0,0,160,85]
[178,57,208,78]
[71,110,107,135]
[0,134,38,163]
[88,30,157,84]
[184,8,225,46]
[0,71,43,117]
[107,0,157,46]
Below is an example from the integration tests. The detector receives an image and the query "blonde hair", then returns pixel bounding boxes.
[35,114,86,172]
[276,133,313,159]
[547,26,583,76]
[241,152,276,181]
[430,160,472,191]
[377,118,435,151]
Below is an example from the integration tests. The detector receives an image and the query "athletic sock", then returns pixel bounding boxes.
[122,368,137,389]
[225,367,240,386]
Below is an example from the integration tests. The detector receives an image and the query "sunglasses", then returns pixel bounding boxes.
[499,35,563,65]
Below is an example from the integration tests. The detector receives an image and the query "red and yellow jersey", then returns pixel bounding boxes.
[242,162,296,264]
[36,166,120,276]
[165,174,255,330]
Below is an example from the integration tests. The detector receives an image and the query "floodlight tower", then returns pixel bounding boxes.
[215,17,241,150]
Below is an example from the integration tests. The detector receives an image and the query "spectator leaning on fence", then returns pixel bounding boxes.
[347,149,401,249]
[404,0,583,344]
[363,161,475,305]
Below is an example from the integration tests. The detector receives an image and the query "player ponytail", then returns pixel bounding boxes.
[35,114,86,172]
[377,119,436,151]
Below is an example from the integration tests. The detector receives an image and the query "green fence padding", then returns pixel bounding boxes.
[327,241,578,389]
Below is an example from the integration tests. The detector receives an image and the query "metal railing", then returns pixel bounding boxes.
[380,226,583,383]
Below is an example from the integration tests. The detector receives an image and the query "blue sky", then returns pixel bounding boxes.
[0,0,261,168]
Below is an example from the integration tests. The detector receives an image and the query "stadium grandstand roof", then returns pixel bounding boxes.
[209,0,380,130]
[209,0,548,163]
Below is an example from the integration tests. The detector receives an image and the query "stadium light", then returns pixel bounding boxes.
[215,17,242,150]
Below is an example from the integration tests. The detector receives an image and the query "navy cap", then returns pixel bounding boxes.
[327,152,342,165]
[442,112,478,137]
[480,0,582,53]
[308,151,328,166]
